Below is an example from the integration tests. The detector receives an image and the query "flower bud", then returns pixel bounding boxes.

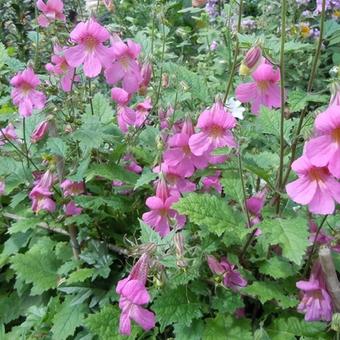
[162,73,169,88]
[239,46,263,76]
[31,120,49,143]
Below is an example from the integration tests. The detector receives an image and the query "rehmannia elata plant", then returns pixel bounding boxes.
[1,0,340,338]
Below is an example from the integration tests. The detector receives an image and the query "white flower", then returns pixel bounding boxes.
[225,97,245,120]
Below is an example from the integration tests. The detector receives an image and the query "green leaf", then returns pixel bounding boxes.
[86,163,138,185]
[203,314,252,340]
[259,217,309,265]
[256,107,296,144]
[243,281,298,308]
[163,62,211,104]
[10,238,61,295]
[66,268,95,284]
[46,137,68,157]
[266,316,328,340]
[259,256,296,279]
[288,90,329,113]
[152,287,203,331]
[8,217,39,234]
[174,319,205,340]
[85,93,113,124]
[134,168,157,189]
[174,193,239,236]
[51,296,85,340]
[85,305,140,340]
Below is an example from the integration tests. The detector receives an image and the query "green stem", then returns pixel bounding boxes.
[303,215,328,277]
[237,148,251,228]
[154,20,166,109]
[282,0,326,187]
[34,6,40,69]
[88,78,94,115]
[222,0,243,104]
[276,0,287,214]
[22,118,30,168]
[0,128,39,171]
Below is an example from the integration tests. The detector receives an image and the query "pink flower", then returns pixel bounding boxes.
[163,118,209,177]
[0,181,5,195]
[189,101,236,156]
[31,120,49,143]
[286,154,340,215]
[64,19,113,78]
[159,106,174,130]
[296,261,332,322]
[105,36,143,93]
[46,44,78,92]
[305,104,340,178]
[142,178,186,237]
[64,201,82,216]
[29,170,56,213]
[60,179,84,197]
[111,87,131,106]
[207,255,247,292]
[135,98,152,127]
[117,105,136,133]
[161,164,196,196]
[124,154,142,174]
[236,61,281,115]
[0,123,17,145]
[246,190,266,226]
[36,0,65,27]
[116,253,155,335]
[10,68,46,117]
[202,171,222,193]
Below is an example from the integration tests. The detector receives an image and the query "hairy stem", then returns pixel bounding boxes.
[303,215,327,277]
[275,0,287,214]
[88,78,94,115]
[22,118,30,168]
[223,0,243,104]
[282,0,326,187]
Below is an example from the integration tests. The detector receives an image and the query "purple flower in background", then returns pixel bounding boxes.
[207,255,247,292]
[296,261,332,321]
[205,0,219,19]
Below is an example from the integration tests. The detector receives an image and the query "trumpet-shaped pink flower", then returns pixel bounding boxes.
[0,123,17,145]
[189,101,236,156]
[135,98,152,127]
[286,154,340,215]
[29,170,56,213]
[64,201,82,216]
[64,19,113,78]
[10,68,46,117]
[46,45,78,92]
[207,255,247,292]
[105,36,143,93]
[156,163,196,196]
[296,261,332,322]
[117,105,136,133]
[116,253,155,335]
[31,120,49,143]
[111,87,131,105]
[142,178,186,237]
[305,104,340,178]
[60,179,84,197]
[163,118,209,177]
[36,0,65,27]
[124,154,142,174]
[236,61,281,115]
